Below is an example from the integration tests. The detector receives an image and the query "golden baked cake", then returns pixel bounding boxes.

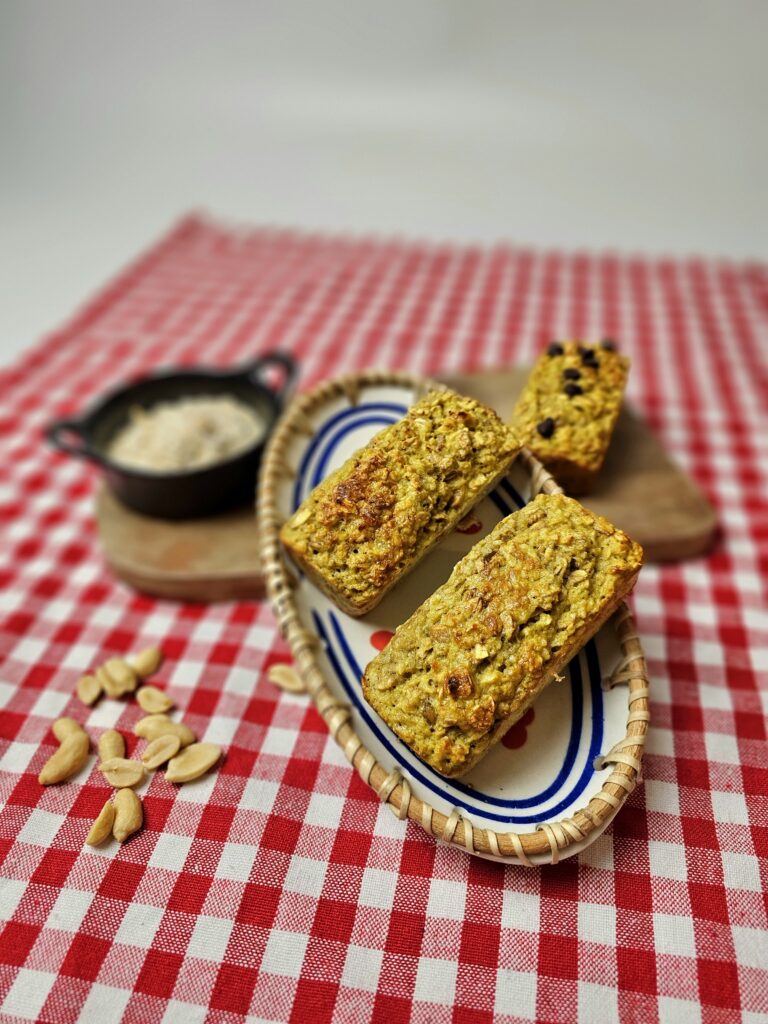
[280,389,520,616]
[512,340,629,494]
[362,493,642,777]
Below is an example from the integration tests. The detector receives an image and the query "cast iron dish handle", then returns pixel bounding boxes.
[45,417,100,463]
[45,351,298,464]
[241,352,298,404]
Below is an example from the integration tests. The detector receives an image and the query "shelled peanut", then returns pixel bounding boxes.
[136,685,173,714]
[113,789,143,843]
[85,800,116,846]
[39,646,224,848]
[75,646,166,708]
[98,729,125,762]
[134,714,194,746]
[140,735,181,769]
[38,719,90,785]
[165,743,222,783]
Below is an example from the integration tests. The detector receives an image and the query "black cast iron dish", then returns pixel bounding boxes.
[46,352,298,519]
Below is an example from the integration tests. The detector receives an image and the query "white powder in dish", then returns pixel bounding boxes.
[108,395,266,472]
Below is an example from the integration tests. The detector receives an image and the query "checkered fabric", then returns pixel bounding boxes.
[1,215,767,1024]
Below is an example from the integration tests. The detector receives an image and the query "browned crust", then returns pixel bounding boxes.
[280,391,520,617]
[442,568,640,777]
[258,371,651,864]
[282,455,523,616]
[361,495,643,777]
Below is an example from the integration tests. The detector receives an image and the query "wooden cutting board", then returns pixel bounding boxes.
[450,367,718,563]
[97,367,717,600]
[97,488,266,601]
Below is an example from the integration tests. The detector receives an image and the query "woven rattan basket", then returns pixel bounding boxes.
[257,370,650,865]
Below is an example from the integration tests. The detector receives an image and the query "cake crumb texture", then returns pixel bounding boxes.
[280,389,520,613]
[362,492,643,776]
[512,340,629,491]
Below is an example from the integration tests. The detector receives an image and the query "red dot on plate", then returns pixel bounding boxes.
[370,630,394,651]
[502,707,535,750]
[456,514,482,535]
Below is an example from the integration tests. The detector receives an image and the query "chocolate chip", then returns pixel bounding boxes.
[563,368,582,380]
[568,558,578,572]
[564,383,583,397]
[601,338,617,351]
[536,417,555,438]
[547,342,564,357]
[581,348,599,368]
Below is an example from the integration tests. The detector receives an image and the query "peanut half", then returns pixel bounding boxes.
[134,715,195,747]
[52,717,86,742]
[98,729,125,763]
[141,734,181,770]
[96,666,122,700]
[113,789,143,842]
[76,673,102,706]
[86,799,116,846]
[130,646,163,680]
[39,729,90,785]
[164,745,221,782]
[99,757,145,789]
[165,742,222,784]
[136,685,174,715]
[101,657,138,697]
[267,664,307,694]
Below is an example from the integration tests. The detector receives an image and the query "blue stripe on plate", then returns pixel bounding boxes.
[296,400,606,825]
[293,402,408,509]
[314,609,604,825]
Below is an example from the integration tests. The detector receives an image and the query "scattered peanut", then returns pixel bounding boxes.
[99,757,145,789]
[39,729,90,785]
[165,742,222,784]
[267,664,307,694]
[130,646,164,679]
[52,717,86,742]
[97,665,122,700]
[112,788,143,842]
[38,644,226,848]
[102,657,138,696]
[86,799,116,846]
[134,715,195,747]
[98,729,125,763]
[136,685,174,714]
[141,734,181,770]
[76,673,102,706]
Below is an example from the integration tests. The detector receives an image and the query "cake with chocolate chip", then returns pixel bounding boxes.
[511,340,629,494]
[361,493,643,777]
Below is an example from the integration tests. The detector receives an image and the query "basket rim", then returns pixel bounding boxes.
[257,368,650,865]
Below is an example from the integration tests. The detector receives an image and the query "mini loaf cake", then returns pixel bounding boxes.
[280,389,520,616]
[362,493,643,777]
[512,340,629,494]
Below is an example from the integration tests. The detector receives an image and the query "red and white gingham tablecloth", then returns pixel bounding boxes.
[0,215,767,1023]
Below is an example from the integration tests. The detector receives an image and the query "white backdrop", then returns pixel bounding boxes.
[1,0,766,364]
